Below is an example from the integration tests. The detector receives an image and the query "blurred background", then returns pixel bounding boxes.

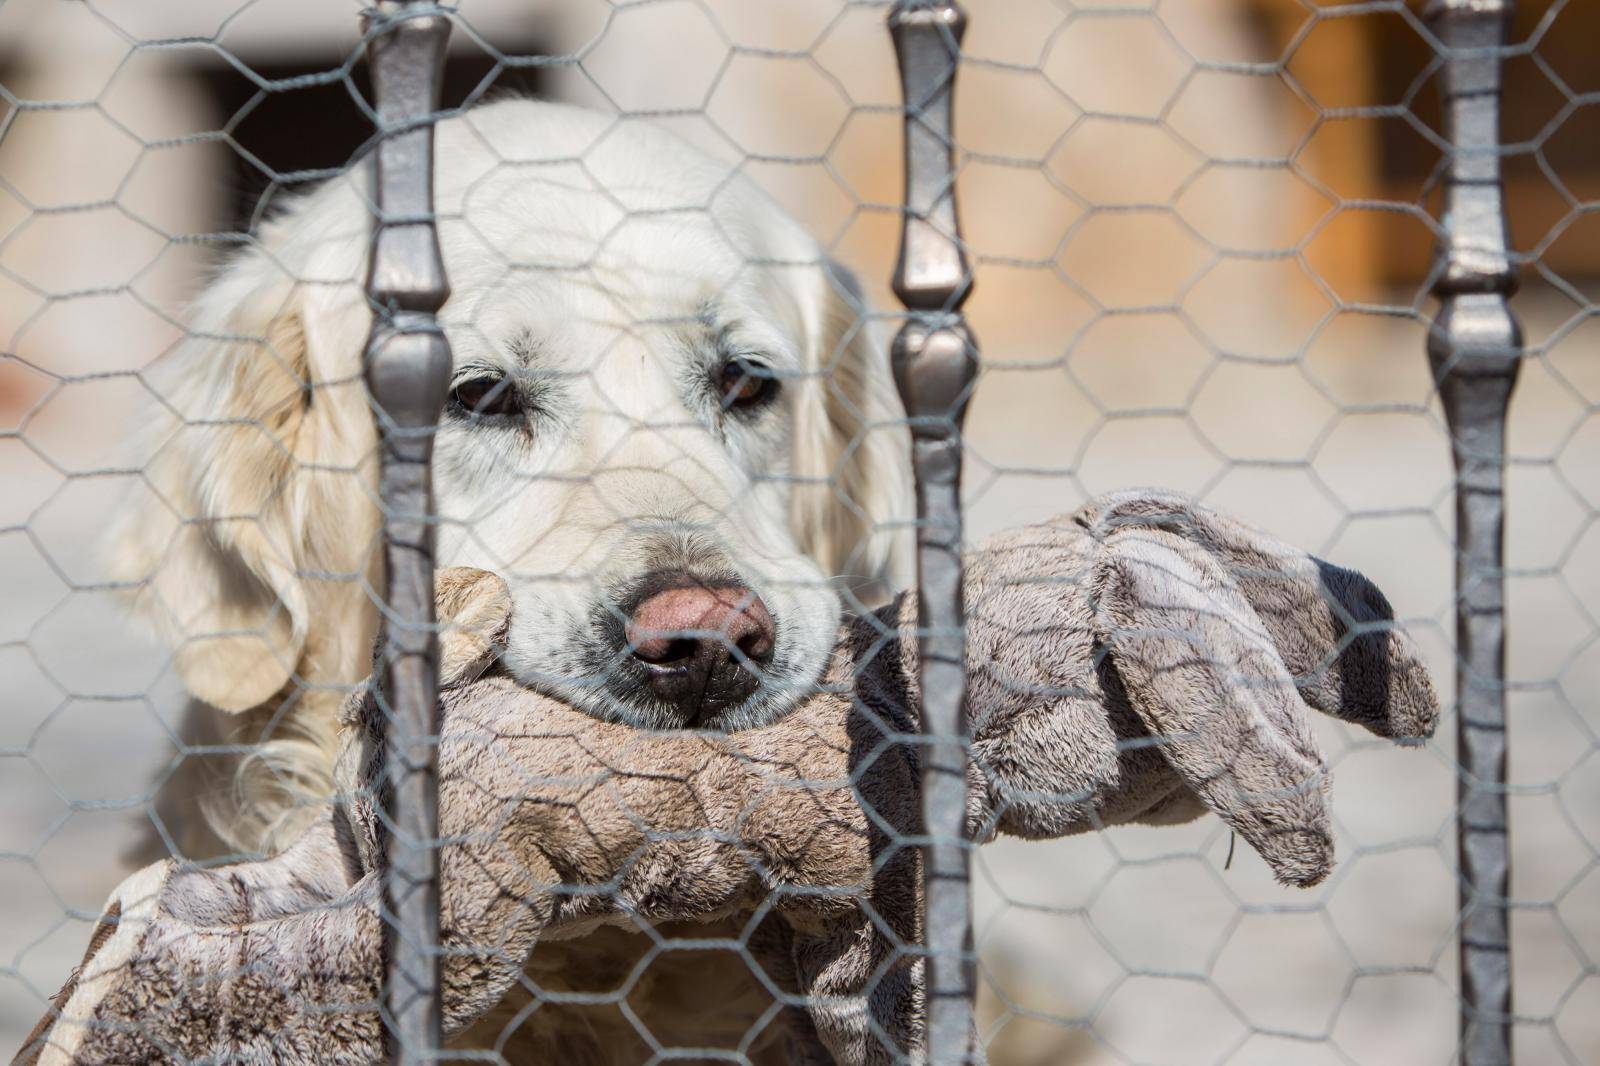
[2,0,1598,1062]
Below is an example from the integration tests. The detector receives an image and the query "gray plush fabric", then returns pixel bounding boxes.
[15,492,1438,1066]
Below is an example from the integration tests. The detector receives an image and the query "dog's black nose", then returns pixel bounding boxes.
[624,577,775,726]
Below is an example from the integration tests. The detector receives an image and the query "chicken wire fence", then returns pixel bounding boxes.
[2,0,1598,1063]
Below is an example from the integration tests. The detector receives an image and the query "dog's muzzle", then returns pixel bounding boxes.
[619,571,776,727]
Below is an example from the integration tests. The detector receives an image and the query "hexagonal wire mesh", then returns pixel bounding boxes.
[2,0,1597,1063]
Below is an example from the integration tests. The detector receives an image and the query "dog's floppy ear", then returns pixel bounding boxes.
[106,213,375,712]
[790,260,914,602]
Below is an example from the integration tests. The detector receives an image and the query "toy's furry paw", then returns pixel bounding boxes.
[435,567,512,688]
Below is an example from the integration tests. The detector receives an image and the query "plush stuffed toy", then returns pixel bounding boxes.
[16,492,1439,1066]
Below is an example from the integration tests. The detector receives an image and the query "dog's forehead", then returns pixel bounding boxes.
[439,132,815,287]
[429,109,821,372]
[444,258,803,375]
[441,143,803,267]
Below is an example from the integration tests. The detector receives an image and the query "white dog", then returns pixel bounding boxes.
[108,98,911,856]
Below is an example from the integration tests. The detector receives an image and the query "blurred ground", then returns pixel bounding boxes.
[2,0,1598,1062]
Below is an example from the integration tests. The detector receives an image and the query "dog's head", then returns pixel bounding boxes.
[108,100,910,733]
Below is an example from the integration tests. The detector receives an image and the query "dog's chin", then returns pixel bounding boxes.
[498,634,826,733]
[599,684,804,733]
[514,673,808,733]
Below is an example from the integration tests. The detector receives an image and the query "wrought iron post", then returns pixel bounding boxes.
[1426,3,1521,1063]
[888,3,978,1060]
[362,3,453,1060]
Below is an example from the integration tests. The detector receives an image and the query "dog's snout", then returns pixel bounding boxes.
[627,586,775,663]
[623,576,775,726]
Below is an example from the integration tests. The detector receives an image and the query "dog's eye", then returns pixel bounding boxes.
[718,358,779,412]
[449,376,520,419]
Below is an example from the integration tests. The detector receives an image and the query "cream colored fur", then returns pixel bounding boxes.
[105,99,912,855]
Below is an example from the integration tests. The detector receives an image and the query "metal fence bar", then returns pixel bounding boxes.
[887,2,978,1060]
[1425,2,1522,1063]
[360,3,454,1061]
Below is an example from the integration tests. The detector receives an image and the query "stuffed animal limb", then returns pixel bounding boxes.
[16,492,1439,1066]
[961,491,1436,876]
